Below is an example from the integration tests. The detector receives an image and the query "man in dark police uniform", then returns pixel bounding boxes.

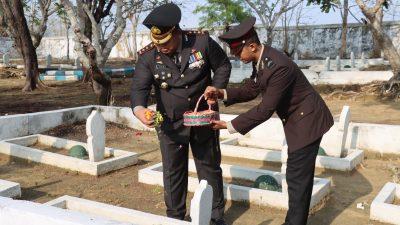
[130,3,231,225]
[205,17,334,225]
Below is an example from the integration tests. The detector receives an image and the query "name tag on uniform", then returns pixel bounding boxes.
[189,49,205,69]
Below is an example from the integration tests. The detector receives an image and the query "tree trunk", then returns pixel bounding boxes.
[266,27,274,46]
[339,0,349,58]
[130,15,139,61]
[78,2,93,83]
[370,20,400,79]
[282,12,289,55]
[371,34,382,58]
[368,7,400,79]
[89,46,112,105]
[2,0,40,91]
[66,25,70,60]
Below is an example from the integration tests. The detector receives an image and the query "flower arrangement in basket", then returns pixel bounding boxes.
[183,94,219,126]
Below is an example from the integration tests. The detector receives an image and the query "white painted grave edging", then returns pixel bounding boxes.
[45,180,213,225]
[0,134,138,176]
[0,179,21,198]
[0,196,133,225]
[370,182,400,225]
[138,160,330,210]
[1,105,400,155]
[220,138,364,172]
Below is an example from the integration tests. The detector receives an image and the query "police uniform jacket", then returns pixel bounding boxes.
[131,31,231,142]
[225,46,333,152]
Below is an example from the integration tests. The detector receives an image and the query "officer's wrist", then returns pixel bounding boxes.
[218,89,225,99]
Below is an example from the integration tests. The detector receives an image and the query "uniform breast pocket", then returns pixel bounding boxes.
[289,96,315,123]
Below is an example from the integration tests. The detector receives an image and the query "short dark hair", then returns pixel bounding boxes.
[245,34,261,46]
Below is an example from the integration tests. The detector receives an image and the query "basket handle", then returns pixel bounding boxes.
[194,94,212,113]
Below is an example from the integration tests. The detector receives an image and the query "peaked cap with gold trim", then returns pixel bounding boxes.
[142,3,181,45]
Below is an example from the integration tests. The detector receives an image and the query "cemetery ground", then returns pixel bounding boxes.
[1,76,400,224]
[0,119,399,225]
[1,77,400,125]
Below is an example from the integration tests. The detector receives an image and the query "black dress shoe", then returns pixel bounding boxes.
[210,219,228,225]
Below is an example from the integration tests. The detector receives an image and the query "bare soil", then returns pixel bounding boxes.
[1,79,400,125]
[0,122,398,225]
[29,143,74,156]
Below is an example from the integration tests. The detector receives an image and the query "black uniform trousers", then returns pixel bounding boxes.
[156,126,225,221]
[284,137,322,225]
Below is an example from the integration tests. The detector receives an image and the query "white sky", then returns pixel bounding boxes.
[132,0,400,32]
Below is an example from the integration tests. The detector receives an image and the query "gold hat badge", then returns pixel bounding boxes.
[150,26,176,45]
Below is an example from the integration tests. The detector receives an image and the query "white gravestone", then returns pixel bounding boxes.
[75,57,81,68]
[350,52,355,68]
[3,53,10,67]
[46,54,52,68]
[294,52,299,62]
[190,180,213,225]
[86,110,105,162]
[361,52,367,65]
[325,57,330,71]
[336,56,341,71]
[330,106,351,158]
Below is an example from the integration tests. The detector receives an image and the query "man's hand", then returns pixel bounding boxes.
[210,120,227,130]
[204,86,224,105]
[134,108,155,128]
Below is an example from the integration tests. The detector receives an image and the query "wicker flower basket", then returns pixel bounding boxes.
[183,94,219,126]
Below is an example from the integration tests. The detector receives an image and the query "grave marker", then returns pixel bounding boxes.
[361,52,367,65]
[86,110,105,162]
[336,56,341,71]
[2,53,10,67]
[46,54,52,68]
[325,57,330,71]
[75,57,81,68]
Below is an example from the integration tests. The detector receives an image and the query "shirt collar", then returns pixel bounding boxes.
[256,44,265,72]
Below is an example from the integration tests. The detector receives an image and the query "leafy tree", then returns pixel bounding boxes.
[194,0,251,31]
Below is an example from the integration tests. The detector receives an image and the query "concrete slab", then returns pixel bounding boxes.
[0,179,21,198]
[220,138,364,171]
[370,182,400,225]
[0,134,138,176]
[0,196,132,225]
[138,160,331,210]
[45,180,213,225]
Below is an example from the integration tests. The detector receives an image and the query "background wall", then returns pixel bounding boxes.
[1,21,399,60]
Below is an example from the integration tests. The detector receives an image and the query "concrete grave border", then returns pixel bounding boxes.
[370,182,400,225]
[0,134,138,176]
[220,138,364,171]
[0,179,21,198]
[138,159,331,210]
[45,180,213,225]
[0,196,132,225]
[1,105,400,155]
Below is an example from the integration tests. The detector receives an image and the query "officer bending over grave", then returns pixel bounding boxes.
[205,17,334,225]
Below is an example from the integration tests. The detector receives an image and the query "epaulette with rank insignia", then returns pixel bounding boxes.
[184,30,209,36]
[138,42,155,55]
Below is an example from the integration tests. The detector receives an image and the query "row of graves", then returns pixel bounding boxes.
[0,105,399,224]
[0,53,135,81]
